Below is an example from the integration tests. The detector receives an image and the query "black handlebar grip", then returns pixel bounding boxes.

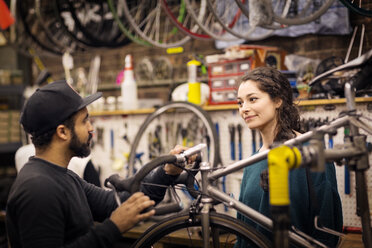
[154,202,183,216]
[104,174,134,192]
[141,202,182,216]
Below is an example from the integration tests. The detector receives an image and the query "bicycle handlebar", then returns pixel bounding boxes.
[104,144,206,215]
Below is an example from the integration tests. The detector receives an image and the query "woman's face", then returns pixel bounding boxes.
[237,80,281,131]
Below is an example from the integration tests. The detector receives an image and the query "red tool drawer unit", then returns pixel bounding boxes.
[207,45,286,105]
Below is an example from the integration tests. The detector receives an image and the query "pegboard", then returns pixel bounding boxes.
[90,103,372,228]
[299,103,372,228]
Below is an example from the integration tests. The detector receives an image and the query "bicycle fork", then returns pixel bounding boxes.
[200,161,214,248]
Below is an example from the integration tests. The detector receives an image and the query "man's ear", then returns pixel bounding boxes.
[55,124,70,141]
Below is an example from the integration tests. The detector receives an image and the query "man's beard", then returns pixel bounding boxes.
[69,129,92,158]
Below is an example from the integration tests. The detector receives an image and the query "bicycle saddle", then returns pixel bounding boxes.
[309,49,372,87]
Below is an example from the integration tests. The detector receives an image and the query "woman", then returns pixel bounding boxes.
[235,67,342,247]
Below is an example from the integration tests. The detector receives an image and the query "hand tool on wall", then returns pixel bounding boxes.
[154,125,163,155]
[215,122,220,147]
[181,127,188,147]
[111,129,124,171]
[259,133,263,149]
[202,126,211,159]
[121,123,129,144]
[96,127,104,147]
[110,129,114,160]
[175,123,182,146]
[251,129,256,154]
[228,124,236,161]
[148,125,163,159]
[237,124,242,160]
[148,132,155,159]
[165,121,171,150]
[186,115,198,147]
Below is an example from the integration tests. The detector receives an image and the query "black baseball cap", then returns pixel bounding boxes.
[20,80,102,136]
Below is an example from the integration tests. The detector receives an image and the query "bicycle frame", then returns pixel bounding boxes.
[198,82,372,248]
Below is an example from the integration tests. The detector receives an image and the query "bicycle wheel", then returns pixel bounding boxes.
[121,0,191,48]
[128,101,221,176]
[132,212,272,248]
[339,0,372,17]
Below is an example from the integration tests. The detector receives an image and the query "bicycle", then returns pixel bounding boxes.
[105,49,372,247]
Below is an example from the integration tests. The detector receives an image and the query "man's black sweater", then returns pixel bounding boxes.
[6,156,176,247]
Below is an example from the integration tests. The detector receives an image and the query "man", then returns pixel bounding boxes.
[6,80,182,247]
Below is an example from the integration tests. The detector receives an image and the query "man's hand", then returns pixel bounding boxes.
[163,145,192,175]
[110,192,155,233]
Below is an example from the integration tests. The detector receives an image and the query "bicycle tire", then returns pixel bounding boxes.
[132,212,272,248]
[339,0,372,17]
[128,101,221,176]
[273,0,335,26]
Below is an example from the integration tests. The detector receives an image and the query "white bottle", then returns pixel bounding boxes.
[121,54,139,110]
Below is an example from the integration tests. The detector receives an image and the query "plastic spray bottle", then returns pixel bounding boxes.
[121,54,139,110]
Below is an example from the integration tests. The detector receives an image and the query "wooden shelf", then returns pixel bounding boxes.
[90,108,155,116]
[90,97,372,117]
[296,97,372,106]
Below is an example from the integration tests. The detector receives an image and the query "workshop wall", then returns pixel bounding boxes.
[36,10,372,104]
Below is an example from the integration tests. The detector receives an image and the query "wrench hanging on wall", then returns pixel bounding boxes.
[228,124,236,161]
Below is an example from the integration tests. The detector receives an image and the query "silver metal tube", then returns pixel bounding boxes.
[209,115,351,180]
[201,203,211,248]
[358,24,365,57]
[345,26,358,63]
[345,82,356,111]
[183,143,207,157]
[324,147,364,161]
